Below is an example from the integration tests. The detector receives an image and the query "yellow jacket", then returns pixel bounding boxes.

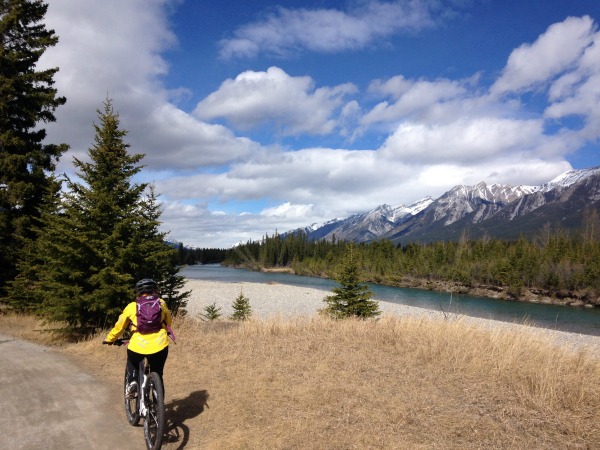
[105,297,172,354]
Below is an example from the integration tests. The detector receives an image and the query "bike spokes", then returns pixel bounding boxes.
[143,373,165,450]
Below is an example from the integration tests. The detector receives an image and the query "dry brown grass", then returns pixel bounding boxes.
[3,313,600,449]
[0,313,67,345]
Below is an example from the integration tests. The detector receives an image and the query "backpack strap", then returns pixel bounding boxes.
[165,322,177,343]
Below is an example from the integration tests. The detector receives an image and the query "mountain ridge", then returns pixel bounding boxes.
[294,166,600,244]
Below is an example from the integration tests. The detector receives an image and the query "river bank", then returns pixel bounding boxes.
[386,276,600,308]
[183,278,600,358]
[260,266,600,308]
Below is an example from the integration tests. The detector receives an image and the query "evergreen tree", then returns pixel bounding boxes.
[8,100,185,330]
[322,243,380,319]
[160,244,190,317]
[131,184,189,316]
[200,302,222,321]
[230,290,252,321]
[7,174,63,312]
[0,0,68,294]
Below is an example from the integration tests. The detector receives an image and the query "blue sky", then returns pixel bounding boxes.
[40,0,600,248]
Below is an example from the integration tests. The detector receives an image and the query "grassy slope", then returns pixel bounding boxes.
[3,314,600,449]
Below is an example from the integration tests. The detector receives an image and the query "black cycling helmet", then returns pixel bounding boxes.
[135,278,158,294]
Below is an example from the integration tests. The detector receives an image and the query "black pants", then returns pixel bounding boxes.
[126,346,169,392]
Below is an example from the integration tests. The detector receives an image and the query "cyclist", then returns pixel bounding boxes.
[103,278,173,397]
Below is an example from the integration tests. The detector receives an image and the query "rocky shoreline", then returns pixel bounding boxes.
[389,277,600,308]
[183,279,600,359]
[260,266,600,308]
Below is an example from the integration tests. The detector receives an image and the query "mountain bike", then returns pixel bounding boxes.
[103,339,165,450]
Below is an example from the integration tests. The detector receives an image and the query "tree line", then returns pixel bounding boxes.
[175,244,229,266]
[223,221,600,304]
[1,1,188,333]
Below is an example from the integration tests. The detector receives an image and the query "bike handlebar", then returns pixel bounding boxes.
[102,338,129,346]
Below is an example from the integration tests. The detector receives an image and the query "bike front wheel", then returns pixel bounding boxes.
[124,370,140,426]
[143,372,165,450]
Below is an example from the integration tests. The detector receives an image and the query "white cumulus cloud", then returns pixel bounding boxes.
[491,16,596,96]
[193,67,356,136]
[219,0,436,59]
[380,118,545,163]
[39,0,257,172]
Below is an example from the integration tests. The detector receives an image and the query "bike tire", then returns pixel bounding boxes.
[124,369,140,426]
[143,372,165,450]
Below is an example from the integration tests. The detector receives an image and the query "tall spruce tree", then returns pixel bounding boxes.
[322,243,380,319]
[0,0,68,294]
[9,100,187,331]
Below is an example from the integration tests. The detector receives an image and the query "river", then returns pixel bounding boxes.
[180,264,600,336]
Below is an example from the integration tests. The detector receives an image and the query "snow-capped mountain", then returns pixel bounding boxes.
[424,182,538,227]
[294,167,600,244]
[302,198,433,242]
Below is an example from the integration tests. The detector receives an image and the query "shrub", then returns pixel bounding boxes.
[200,302,222,321]
[322,243,380,319]
[230,291,252,321]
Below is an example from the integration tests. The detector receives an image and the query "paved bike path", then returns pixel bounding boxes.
[0,334,145,450]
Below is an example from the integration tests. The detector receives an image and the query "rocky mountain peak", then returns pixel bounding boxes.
[290,166,600,245]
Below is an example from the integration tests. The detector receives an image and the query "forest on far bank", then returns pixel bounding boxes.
[184,218,600,307]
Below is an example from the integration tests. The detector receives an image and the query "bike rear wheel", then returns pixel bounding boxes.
[123,369,140,426]
[143,372,165,450]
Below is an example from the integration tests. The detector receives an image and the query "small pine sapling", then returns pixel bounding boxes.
[201,302,222,321]
[230,291,252,321]
[321,243,381,319]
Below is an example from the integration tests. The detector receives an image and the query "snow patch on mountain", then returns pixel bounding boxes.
[394,197,433,218]
[541,166,600,191]
[309,218,342,232]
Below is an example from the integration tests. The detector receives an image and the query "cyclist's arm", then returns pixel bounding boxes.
[105,303,135,342]
[160,299,173,327]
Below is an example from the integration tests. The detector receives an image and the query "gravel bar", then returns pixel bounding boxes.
[184,279,600,358]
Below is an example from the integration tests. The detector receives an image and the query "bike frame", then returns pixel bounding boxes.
[137,358,150,417]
